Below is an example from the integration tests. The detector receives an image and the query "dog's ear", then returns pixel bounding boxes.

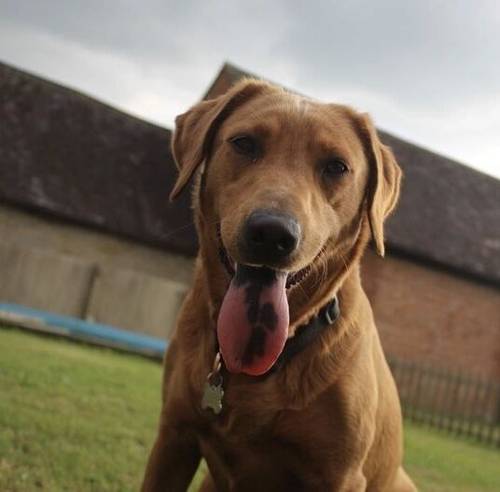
[169,79,270,201]
[359,113,402,257]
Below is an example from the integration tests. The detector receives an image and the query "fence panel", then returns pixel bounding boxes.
[388,357,500,447]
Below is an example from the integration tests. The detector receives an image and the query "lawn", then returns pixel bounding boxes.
[1,327,499,491]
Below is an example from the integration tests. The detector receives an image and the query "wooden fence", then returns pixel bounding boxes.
[388,357,500,447]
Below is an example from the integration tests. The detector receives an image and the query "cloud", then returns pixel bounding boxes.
[282,1,500,105]
[0,0,499,178]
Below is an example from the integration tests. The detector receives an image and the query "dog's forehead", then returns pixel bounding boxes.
[228,89,350,121]
[221,89,364,156]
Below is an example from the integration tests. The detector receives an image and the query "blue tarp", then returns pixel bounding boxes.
[0,302,167,359]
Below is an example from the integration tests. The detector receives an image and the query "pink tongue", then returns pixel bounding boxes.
[217,265,289,376]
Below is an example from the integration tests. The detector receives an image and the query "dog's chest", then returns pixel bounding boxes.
[197,403,347,491]
[198,428,325,491]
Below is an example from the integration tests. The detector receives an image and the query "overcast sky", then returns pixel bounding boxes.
[1,0,499,178]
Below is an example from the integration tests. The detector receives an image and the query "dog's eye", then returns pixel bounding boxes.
[322,158,349,179]
[229,135,259,158]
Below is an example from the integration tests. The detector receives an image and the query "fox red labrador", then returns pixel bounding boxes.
[142,79,417,491]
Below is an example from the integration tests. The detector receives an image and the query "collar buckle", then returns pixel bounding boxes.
[324,297,340,325]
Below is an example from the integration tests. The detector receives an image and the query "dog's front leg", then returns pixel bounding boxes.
[141,420,200,492]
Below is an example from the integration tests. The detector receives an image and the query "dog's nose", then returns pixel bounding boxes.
[241,210,300,265]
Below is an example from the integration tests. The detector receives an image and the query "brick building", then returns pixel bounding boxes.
[1,61,499,378]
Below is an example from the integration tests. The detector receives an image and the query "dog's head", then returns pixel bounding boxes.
[171,80,401,376]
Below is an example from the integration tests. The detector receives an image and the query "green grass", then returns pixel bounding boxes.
[1,327,499,491]
[0,327,162,492]
[403,425,500,492]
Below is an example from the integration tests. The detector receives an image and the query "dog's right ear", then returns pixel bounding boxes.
[169,79,270,201]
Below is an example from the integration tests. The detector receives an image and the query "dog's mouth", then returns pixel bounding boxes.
[216,230,316,376]
[217,230,313,290]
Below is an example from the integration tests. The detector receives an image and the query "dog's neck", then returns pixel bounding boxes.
[186,212,372,408]
[189,257,368,411]
[268,295,340,374]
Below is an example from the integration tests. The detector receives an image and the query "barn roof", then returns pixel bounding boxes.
[0,61,197,256]
[380,131,500,285]
[1,60,499,285]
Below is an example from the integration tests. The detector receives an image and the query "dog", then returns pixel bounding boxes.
[141,79,417,491]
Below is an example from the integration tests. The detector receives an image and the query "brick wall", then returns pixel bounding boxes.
[362,250,500,379]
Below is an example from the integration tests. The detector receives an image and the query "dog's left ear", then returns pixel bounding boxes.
[169,79,270,201]
[359,113,402,257]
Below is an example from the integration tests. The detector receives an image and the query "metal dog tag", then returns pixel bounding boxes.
[202,372,224,415]
[201,352,224,415]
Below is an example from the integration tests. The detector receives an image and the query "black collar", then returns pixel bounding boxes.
[267,295,340,374]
